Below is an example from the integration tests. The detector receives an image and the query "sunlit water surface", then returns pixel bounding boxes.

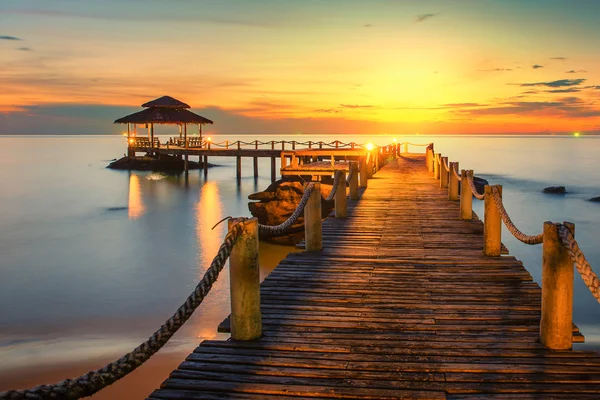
[1,134,599,376]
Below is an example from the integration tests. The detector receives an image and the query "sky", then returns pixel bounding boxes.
[1,0,600,135]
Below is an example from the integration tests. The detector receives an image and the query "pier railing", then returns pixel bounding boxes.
[427,146,600,350]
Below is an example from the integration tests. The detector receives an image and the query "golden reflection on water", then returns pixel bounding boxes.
[196,181,224,272]
[127,174,145,219]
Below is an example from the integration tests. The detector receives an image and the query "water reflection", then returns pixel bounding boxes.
[127,173,145,219]
[196,181,224,271]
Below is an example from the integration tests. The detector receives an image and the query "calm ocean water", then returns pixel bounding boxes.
[1,134,599,375]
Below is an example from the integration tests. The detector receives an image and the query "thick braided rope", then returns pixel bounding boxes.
[258,182,315,237]
[443,158,450,171]
[466,171,485,200]
[490,186,544,245]
[0,219,247,400]
[558,225,600,303]
[452,163,462,181]
[325,170,343,201]
[345,165,355,185]
[406,142,430,146]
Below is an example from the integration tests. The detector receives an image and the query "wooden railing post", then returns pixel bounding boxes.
[335,171,347,218]
[540,221,574,350]
[403,142,408,154]
[426,149,433,172]
[350,162,359,200]
[366,153,373,179]
[228,218,262,340]
[440,157,449,188]
[460,169,473,219]
[433,154,440,179]
[483,185,502,257]
[304,182,322,251]
[280,152,287,169]
[359,156,368,188]
[374,149,380,172]
[449,162,459,200]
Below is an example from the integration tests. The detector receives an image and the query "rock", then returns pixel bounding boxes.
[248,177,334,245]
[542,186,567,194]
[473,176,489,194]
[107,155,212,172]
[588,196,600,202]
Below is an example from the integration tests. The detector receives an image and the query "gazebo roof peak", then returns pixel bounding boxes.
[142,95,190,109]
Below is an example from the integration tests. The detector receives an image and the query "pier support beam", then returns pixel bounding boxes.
[448,162,459,200]
[350,162,359,200]
[228,218,262,341]
[483,185,502,257]
[270,157,276,183]
[440,157,449,188]
[304,182,322,252]
[236,156,242,180]
[335,171,347,218]
[253,157,258,178]
[540,221,574,350]
[460,169,473,220]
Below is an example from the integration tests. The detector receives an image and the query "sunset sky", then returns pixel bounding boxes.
[1,0,599,135]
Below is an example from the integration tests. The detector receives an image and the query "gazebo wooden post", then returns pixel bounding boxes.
[127,123,132,158]
[198,124,202,165]
[184,124,189,173]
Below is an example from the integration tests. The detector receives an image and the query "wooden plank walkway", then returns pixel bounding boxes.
[150,154,600,400]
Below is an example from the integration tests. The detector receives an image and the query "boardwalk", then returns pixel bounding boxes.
[150,154,600,400]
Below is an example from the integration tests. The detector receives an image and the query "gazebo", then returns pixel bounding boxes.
[114,95,213,157]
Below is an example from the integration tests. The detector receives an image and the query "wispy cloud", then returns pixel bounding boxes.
[0,35,22,41]
[550,57,567,60]
[415,13,436,23]
[566,69,587,74]
[17,47,32,51]
[532,64,544,69]
[340,104,374,109]
[441,103,485,108]
[517,78,586,88]
[477,68,513,72]
[452,97,600,118]
[546,88,581,93]
[314,108,341,113]
[364,24,373,28]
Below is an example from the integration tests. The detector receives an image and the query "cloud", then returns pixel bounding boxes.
[17,47,32,51]
[340,104,374,109]
[518,78,586,88]
[452,97,600,118]
[415,13,436,22]
[566,69,587,74]
[314,108,341,113]
[532,64,544,69]
[546,88,581,93]
[0,35,22,41]
[477,68,513,72]
[364,24,373,28]
[550,57,567,60]
[441,103,485,108]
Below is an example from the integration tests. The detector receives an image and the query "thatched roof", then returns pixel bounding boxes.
[114,107,213,125]
[142,95,190,109]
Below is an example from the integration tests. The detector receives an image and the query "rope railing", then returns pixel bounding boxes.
[452,163,462,181]
[258,182,315,237]
[325,171,343,201]
[489,186,544,245]
[558,225,600,303]
[0,218,248,400]
[465,171,485,200]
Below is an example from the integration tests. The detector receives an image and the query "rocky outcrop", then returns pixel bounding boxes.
[542,186,567,194]
[589,196,600,202]
[248,177,334,245]
[458,176,489,195]
[107,155,212,172]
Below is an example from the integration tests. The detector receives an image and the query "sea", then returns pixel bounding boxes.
[1,134,599,395]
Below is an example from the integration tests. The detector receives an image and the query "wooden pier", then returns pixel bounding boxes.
[149,154,600,399]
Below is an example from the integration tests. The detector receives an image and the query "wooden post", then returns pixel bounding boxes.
[374,150,380,172]
[236,156,242,180]
[426,149,433,172]
[433,154,440,179]
[540,221,574,350]
[359,156,368,188]
[228,218,262,341]
[449,162,459,200]
[304,182,322,251]
[335,171,347,218]
[350,162,359,200]
[483,185,502,257]
[281,153,288,169]
[271,157,276,182]
[183,124,188,173]
[460,169,473,220]
[291,154,299,168]
[440,157,449,188]
[366,153,373,179]
[403,142,408,154]
[253,141,258,178]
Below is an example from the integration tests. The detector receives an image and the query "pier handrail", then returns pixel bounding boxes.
[0,218,249,400]
[258,183,315,237]
[428,147,600,307]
